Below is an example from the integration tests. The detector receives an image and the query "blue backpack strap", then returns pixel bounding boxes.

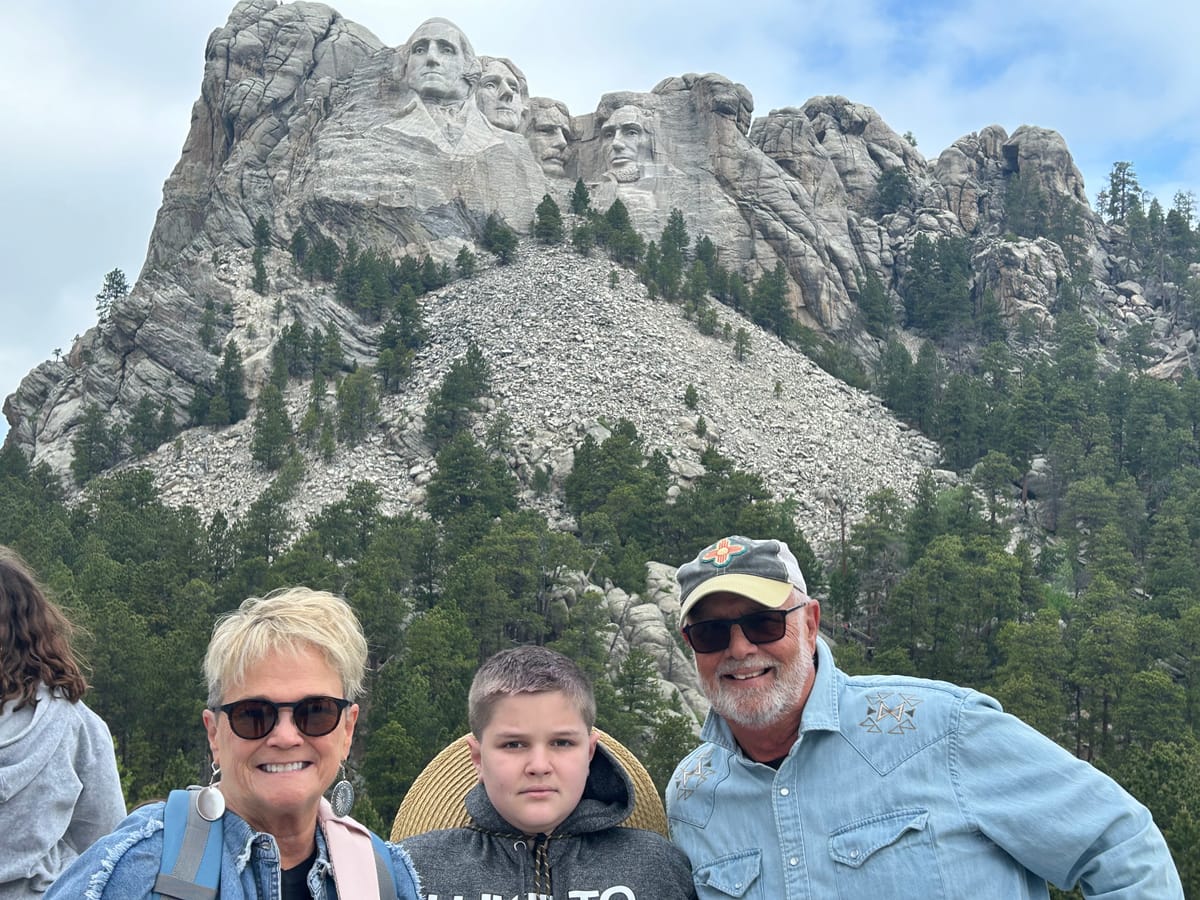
[153,789,223,900]
[369,832,399,897]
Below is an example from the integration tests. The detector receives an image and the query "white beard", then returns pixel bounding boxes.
[703,644,813,729]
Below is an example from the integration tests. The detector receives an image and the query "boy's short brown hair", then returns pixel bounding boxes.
[468,645,596,737]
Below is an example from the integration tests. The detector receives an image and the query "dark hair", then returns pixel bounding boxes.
[0,546,87,709]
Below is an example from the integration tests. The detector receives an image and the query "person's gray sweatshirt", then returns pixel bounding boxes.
[401,743,697,900]
[0,684,126,897]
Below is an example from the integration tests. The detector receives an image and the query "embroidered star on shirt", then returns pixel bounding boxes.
[673,750,714,800]
[859,692,921,735]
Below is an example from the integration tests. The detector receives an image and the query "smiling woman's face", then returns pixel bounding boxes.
[202,643,356,837]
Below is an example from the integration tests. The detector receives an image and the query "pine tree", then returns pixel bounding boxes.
[251,383,294,470]
[95,268,130,322]
[336,369,380,445]
[70,403,119,484]
[290,227,309,265]
[251,247,268,295]
[571,223,594,256]
[199,300,218,353]
[570,178,590,215]
[252,214,271,249]
[128,396,163,457]
[660,208,689,259]
[215,340,250,424]
[751,262,792,339]
[534,194,565,244]
[734,327,752,362]
[873,168,912,217]
[424,342,491,450]
[482,213,518,264]
[455,245,477,278]
[855,267,893,337]
[1101,161,1143,224]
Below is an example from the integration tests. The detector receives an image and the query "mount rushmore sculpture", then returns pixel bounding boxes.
[144,3,953,332]
[11,0,1155,470]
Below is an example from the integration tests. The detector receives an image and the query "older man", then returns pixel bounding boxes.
[600,105,651,183]
[400,17,478,105]
[526,97,572,177]
[393,18,496,151]
[667,535,1183,899]
[476,56,528,132]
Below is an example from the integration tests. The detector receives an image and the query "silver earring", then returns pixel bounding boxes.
[197,761,226,821]
[329,763,354,818]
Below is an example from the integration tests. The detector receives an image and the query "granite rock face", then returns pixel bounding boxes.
[39,240,937,723]
[5,0,1196,550]
[9,0,1197,727]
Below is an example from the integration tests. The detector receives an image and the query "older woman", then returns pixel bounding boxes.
[0,546,125,897]
[47,588,420,900]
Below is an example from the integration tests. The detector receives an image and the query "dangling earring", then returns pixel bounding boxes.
[196,760,226,822]
[329,762,354,818]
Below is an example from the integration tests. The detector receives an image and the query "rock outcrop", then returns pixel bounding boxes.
[10,0,1197,508]
[7,0,1197,720]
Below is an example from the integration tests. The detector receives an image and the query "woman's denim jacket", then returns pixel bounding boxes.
[667,638,1182,899]
[44,801,421,899]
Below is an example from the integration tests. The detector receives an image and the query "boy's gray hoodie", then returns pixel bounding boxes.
[401,742,697,900]
[0,684,125,897]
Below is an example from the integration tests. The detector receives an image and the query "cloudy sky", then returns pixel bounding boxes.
[3,0,1198,443]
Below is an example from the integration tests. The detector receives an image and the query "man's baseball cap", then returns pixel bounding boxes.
[676,536,808,621]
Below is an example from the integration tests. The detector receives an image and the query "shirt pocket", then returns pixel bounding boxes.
[693,848,765,899]
[828,808,946,900]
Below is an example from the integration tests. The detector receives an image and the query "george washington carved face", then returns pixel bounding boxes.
[402,19,477,104]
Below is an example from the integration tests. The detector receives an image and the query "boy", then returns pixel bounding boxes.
[400,645,696,900]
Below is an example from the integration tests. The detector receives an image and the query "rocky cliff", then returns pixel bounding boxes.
[3,0,1196,715]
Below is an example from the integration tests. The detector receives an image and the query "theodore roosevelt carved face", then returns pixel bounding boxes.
[526,98,572,176]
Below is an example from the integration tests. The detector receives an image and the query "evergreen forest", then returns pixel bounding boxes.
[5,162,1200,892]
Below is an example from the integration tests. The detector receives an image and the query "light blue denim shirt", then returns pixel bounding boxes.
[667,638,1182,899]
[44,801,421,900]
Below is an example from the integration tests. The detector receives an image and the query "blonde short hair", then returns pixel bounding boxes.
[204,587,367,707]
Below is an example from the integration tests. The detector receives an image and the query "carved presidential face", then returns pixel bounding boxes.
[477,59,526,132]
[404,20,470,103]
[527,105,571,176]
[601,106,649,183]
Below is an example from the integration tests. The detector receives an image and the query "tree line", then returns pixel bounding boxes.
[48,169,1200,888]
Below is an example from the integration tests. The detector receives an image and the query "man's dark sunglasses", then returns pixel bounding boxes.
[682,605,806,654]
[215,695,351,740]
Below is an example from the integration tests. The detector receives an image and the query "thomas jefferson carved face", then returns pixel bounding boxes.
[477,58,527,132]
[403,19,473,103]
[527,101,571,176]
[601,106,649,183]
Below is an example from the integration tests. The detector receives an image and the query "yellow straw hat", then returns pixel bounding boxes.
[390,727,668,841]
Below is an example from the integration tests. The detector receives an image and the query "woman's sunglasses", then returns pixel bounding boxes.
[682,605,806,654]
[215,695,351,740]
